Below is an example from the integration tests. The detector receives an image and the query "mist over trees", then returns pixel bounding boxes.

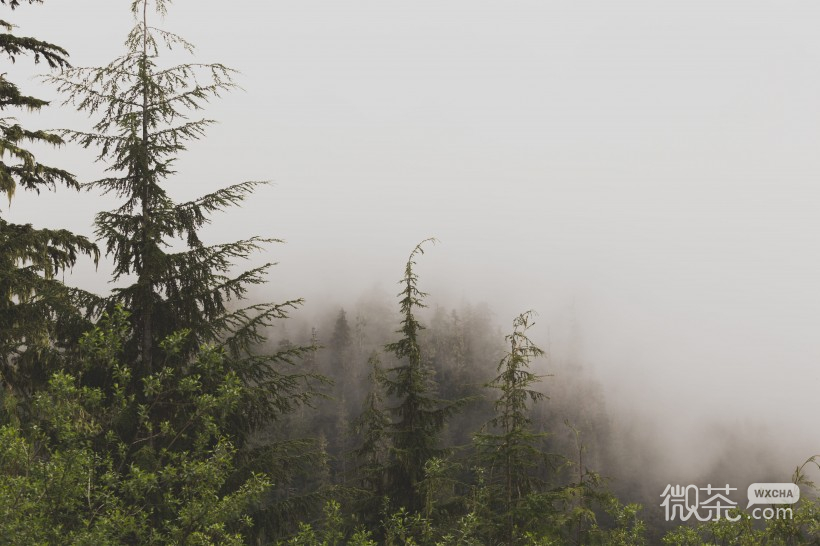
[0,1,818,545]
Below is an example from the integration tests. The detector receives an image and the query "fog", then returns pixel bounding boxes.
[6,0,820,496]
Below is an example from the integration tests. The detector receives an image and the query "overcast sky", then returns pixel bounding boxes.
[6,1,820,474]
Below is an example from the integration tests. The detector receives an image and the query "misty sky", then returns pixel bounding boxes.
[6,1,820,474]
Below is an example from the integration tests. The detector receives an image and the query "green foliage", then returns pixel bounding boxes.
[277,500,378,546]
[0,307,269,544]
[587,498,647,546]
[0,221,98,397]
[279,500,358,546]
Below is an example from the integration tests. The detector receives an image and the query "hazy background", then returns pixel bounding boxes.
[6,0,819,488]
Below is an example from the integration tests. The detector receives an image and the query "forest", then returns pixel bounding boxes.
[1,0,818,544]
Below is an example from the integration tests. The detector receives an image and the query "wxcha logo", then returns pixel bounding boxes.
[661,483,798,522]
[746,483,800,521]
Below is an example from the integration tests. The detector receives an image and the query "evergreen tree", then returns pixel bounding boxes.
[330,309,352,379]
[53,0,266,368]
[329,307,354,417]
[351,352,390,522]
[380,238,463,511]
[46,0,319,538]
[475,310,548,544]
[48,0,311,434]
[330,309,352,358]
[0,0,98,406]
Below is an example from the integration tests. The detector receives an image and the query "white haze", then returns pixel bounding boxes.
[5,0,819,486]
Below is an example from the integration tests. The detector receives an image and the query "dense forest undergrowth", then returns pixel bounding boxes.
[0,1,817,544]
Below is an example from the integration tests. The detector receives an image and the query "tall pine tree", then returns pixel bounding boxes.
[380,238,463,512]
[49,0,310,428]
[475,310,548,544]
[47,0,319,538]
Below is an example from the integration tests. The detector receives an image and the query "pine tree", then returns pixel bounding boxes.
[380,238,463,512]
[46,0,318,538]
[475,310,548,544]
[329,307,353,410]
[351,352,390,524]
[330,308,352,374]
[0,0,99,405]
[48,0,311,429]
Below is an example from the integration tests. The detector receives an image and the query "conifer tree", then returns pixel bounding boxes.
[329,307,354,414]
[351,352,390,523]
[48,0,309,429]
[47,0,318,538]
[0,0,98,404]
[380,238,463,511]
[330,308,352,377]
[475,310,548,544]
